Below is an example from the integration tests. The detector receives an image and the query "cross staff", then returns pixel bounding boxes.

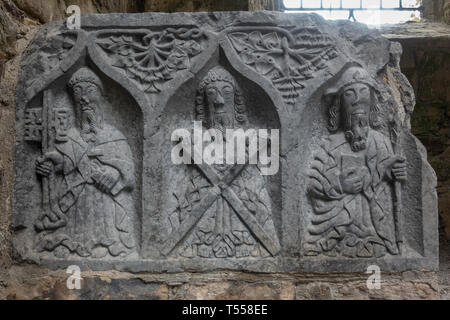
[161,134,281,257]
[34,90,66,231]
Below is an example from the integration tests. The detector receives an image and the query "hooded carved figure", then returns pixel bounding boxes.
[35,67,137,259]
[304,64,407,258]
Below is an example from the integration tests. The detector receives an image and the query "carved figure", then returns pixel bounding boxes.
[35,67,136,258]
[164,66,280,258]
[304,65,407,258]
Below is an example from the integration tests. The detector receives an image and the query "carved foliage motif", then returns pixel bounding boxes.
[228,28,338,105]
[97,28,205,93]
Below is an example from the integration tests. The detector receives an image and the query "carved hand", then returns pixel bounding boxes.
[35,151,63,177]
[339,168,363,195]
[387,155,407,182]
[92,167,120,193]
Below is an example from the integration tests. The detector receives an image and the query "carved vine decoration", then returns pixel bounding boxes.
[228,28,339,105]
[96,28,205,93]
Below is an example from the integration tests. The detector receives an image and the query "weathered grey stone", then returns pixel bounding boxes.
[12,11,439,273]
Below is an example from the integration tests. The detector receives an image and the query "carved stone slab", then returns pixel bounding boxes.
[12,12,438,272]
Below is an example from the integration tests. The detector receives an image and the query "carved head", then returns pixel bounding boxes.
[196,66,247,130]
[68,67,105,132]
[325,65,382,151]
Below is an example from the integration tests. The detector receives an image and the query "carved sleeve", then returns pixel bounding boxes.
[98,139,135,193]
[307,146,345,201]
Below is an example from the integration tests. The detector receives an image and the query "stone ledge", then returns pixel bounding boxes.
[0,264,441,299]
[380,22,450,40]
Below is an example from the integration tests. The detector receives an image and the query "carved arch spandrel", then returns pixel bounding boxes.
[224,26,339,108]
[25,30,88,103]
[219,31,290,156]
[23,30,149,124]
[90,28,216,136]
[93,28,208,94]
[87,31,150,120]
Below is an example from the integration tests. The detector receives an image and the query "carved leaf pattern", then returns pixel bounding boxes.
[228,29,339,105]
[97,28,204,93]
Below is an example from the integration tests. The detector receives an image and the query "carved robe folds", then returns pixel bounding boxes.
[39,126,136,258]
[305,129,398,258]
[171,162,278,259]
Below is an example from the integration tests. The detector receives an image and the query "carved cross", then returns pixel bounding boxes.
[161,139,281,257]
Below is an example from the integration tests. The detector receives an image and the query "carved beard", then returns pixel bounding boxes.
[210,103,235,133]
[345,127,368,152]
[212,112,233,133]
[80,104,98,141]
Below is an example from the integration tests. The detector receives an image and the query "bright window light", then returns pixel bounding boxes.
[283,0,422,25]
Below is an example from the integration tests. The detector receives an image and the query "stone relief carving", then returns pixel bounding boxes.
[228,28,338,105]
[24,33,77,89]
[13,12,438,272]
[304,65,407,258]
[163,66,281,258]
[40,34,76,72]
[33,67,137,258]
[96,28,205,93]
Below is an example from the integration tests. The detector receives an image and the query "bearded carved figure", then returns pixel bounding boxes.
[34,67,137,258]
[168,66,280,259]
[304,66,407,258]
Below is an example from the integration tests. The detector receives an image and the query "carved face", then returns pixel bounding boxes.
[72,82,102,112]
[205,80,235,129]
[340,83,371,117]
[341,83,371,151]
[72,82,103,131]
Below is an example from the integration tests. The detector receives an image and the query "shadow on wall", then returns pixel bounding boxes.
[399,37,450,239]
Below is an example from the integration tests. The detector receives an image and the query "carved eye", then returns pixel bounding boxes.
[222,86,233,95]
[73,86,81,95]
[344,90,354,98]
[207,88,216,97]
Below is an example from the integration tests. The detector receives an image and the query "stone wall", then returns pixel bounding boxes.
[400,38,450,239]
[422,0,450,24]
[0,0,447,299]
[1,266,440,300]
